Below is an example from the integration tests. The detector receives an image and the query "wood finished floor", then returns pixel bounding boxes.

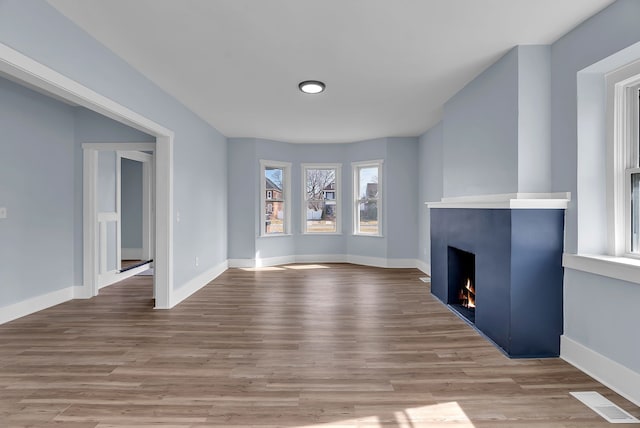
[1,263,638,427]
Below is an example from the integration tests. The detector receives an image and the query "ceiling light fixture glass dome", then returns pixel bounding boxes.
[298,80,325,94]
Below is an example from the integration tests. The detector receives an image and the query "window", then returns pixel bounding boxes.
[352,160,383,236]
[302,164,341,234]
[628,89,640,253]
[607,62,640,257]
[260,160,291,236]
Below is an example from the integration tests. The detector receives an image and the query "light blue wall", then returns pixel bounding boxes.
[121,158,143,250]
[0,0,228,291]
[442,47,519,198]
[418,123,443,268]
[228,137,419,262]
[518,45,551,193]
[0,75,76,306]
[386,138,419,259]
[548,0,640,380]
[97,151,117,213]
[551,0,640,253]
[564,270,640,373]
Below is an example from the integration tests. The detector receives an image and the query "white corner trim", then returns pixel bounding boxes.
[0,287,74,325]
[171,260,229,307]
[561,335,640,407]
[427,192,571,209]
[563,253,640,285]
[416,260,431,275]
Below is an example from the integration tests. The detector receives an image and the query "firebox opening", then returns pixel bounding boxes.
[447,247,476,323]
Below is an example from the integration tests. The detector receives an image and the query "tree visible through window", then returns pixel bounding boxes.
[303,165,340,233]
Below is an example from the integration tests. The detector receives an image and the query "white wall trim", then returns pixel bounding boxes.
[228,255,420,269]
[427,192,571,209]
[561,335,640,407]
[0,287,74,325]
[416,260,431,275]
[563,253,640,285]
[171,260,229,307]
[0,42,175,309]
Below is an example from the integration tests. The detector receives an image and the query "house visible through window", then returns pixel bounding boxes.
[261,160,290,236]
[353,160,382,236]
[303,164,340,234]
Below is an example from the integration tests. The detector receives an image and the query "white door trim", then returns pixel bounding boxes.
[0,42,175,308]
[118,150,154,265]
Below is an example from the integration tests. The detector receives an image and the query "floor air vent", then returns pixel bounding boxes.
[571,392,639,424]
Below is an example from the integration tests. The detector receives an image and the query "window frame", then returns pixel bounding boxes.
[352,159,383,237]
[606,61,640,258]
[301,163,342,235]
[260,159,291,237]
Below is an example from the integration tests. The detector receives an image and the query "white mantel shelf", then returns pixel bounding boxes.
[426,192,571,209]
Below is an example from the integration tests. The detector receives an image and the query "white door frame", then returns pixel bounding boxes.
[0,42,175,308]
[84,144,155,290]
[118,150,154,265]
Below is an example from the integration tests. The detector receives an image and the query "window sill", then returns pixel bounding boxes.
[259,233,293,238]
[563,253,640,285]
[352,233,384,238]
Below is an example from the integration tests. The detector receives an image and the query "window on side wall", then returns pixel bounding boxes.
[260,160,291,236]
[607,63,640,257]
[352,160,383,236]
[302,164,341,234]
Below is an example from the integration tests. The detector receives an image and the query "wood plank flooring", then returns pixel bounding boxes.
[0,263,638,427]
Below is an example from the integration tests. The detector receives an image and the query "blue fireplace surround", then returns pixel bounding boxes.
[430,208,565,358]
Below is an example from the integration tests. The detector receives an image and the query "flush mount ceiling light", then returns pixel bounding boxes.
[298,80,325,94]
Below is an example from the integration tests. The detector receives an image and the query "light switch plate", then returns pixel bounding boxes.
[0,207,6,219]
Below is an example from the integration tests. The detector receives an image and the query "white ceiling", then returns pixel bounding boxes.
[47,0,614,143]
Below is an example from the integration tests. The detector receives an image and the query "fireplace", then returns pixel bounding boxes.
[428,193,569,358]
[448,247,476,323]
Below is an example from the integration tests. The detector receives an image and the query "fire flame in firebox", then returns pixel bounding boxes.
[460,278,476,309]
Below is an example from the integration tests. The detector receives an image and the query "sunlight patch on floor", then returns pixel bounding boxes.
[294,402,475,427]
[284,264,330,270]
[240,266,287,271]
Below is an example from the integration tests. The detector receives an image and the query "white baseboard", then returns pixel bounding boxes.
[171,260,229,307]
[229,254,420,269]
[561,335,640,407]
[122,248,143,260]
[0,286,74,325]
[416,260,431,275]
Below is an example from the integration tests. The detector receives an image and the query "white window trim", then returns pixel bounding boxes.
[301,163,342,235]
[260,159,291,237]
[352,159,384,237]
[606,59,640,258]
